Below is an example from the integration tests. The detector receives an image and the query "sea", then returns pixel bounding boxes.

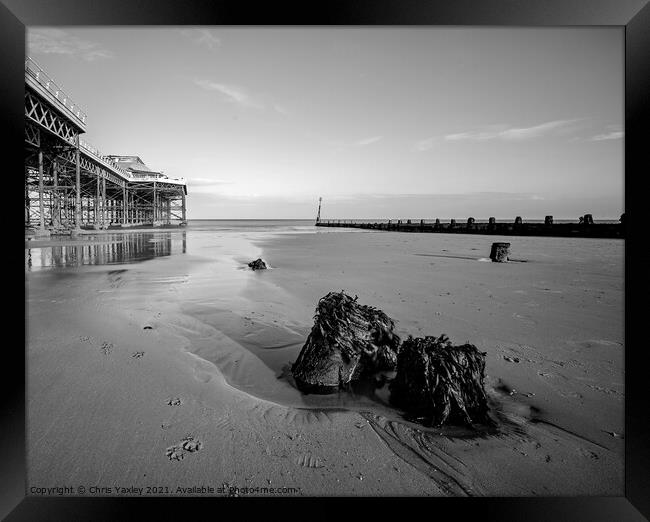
[24,218,620,271]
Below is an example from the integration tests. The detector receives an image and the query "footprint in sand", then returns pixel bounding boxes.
[295,453,324,469]
[578,448,600,460]
[214,417,232,431]
[101,342,113,356]
[194,371,212,383]
[586,384,623,397]
[166,435,203,461]
[79,336,91,342]
[166,448,184,461]
[132,351,145,359]
[512,313,536,326]
[167,398,182,406]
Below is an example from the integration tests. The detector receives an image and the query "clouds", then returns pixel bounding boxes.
[177,28,221,50]
[194,79,289,116]
[273,104,289,116]
[355,136,383,146]
[444,119,581,142]
[28,28,113,61]
[589,131,624,141]
[415,119,623,150]
[324,135,384,153]
[194,79,263,108]
[186,177,232,195]
[587,125,624,141]
[187,177,229,187]
[413,137,437,151]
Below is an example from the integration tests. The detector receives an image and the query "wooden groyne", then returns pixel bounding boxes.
[315,214,624,239]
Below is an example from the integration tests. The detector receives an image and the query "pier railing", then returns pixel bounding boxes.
[25,57,87,126]
[78,139,186,185]
[79,140,132,179]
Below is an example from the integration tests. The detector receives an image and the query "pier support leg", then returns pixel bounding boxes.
[25,166,30,227]
[52,159,60,230]
[181,191,186,222]
[95,169,100,228]
[102,177,106,228]
[38,150,45,232]
[122,187,127,225]
[75,136,81,230]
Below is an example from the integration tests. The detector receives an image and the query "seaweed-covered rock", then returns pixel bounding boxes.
[292,291,401,394]
[390,335,490,426]
[248,258,267,270]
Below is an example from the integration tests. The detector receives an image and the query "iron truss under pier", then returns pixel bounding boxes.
[24,57,188,235]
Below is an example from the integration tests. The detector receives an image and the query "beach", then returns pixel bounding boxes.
[25,221,624,496]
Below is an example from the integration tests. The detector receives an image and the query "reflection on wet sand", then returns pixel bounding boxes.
[25,232,187,270]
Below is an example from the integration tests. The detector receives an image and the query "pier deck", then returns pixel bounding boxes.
[24,57,188,236]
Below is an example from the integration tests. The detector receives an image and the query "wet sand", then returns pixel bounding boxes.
[25,225,624,496]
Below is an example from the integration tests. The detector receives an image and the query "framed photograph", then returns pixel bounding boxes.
[3,0,648,519]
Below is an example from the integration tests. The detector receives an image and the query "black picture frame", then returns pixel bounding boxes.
[3,0,649,519]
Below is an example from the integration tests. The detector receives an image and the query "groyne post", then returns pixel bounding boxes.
[314,213,622,238]
[490,242,511,262]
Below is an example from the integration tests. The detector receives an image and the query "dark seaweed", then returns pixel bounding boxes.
[390,335,490,427]
[291,291,400,394]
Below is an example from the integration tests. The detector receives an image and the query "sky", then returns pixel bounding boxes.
[27,27,624,220]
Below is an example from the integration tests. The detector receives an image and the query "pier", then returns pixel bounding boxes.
[24,57,188,236]
[315,215,624,239]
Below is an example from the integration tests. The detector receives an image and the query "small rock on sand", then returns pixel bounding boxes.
[248,258,267,270]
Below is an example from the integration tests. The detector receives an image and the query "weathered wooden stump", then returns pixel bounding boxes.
[450,219,456,229]
[291,291,401,394]
[514,216,522,225]
[489,242,510,262]
[583,214,593,225]
[467,217,475,226]
[545,215,553,226]
[389,335,490,426]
